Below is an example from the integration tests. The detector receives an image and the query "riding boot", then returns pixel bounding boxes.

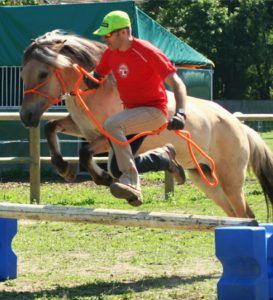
[107,135,145,207]
[108,135,145,179]
[135,144,186,185]
[109,142,186,185]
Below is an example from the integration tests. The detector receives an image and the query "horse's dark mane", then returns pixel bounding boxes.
[23,30,106,71]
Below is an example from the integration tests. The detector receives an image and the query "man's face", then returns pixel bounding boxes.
[103,29,124,50]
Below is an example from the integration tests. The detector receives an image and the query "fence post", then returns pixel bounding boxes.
[29,126,40,204]
[164,171,174,199]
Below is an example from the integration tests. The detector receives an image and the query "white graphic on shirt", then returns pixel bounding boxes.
[118,64,129,78]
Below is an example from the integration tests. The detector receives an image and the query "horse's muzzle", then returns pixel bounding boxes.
[20,109,40,128]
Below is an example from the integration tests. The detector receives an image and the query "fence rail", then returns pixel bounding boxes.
[1,112,273,203]
[233,112,273,121]
[0,112,174,203]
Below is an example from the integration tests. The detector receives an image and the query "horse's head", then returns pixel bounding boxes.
[20,30,106,127]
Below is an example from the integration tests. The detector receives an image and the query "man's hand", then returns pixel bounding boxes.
[167,111,186,130]
[83,71,104,89]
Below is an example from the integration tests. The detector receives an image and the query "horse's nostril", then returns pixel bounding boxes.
[27,112,32,122]
[20,111,38,127]
[28,113,39,127]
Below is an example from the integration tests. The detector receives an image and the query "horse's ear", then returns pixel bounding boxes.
[52,39,67,52]
[56,39,67,44]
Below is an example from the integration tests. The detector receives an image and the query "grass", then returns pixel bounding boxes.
[0,127,271,300]
[261,131,273,151]
[0,170,268,300]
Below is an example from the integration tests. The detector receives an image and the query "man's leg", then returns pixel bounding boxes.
[104,107,166,206]
[135,144,186,185]
[109,139,186,185]
[109,135,146,179]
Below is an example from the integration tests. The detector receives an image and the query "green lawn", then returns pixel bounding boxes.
[0,127,272,299]
[261,131,273,151]
[0,172,268,300]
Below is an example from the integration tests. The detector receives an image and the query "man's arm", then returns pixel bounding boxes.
[165,72,187,130]
[84,70,104,89]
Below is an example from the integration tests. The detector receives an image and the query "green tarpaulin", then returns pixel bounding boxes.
[0,1,213,67]
[0,1,213,167]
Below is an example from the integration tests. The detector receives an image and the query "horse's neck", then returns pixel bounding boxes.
[85,80,123,122]
[64,76,123,132]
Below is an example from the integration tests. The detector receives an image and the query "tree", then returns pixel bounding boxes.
[0,0,42,5]
[140,0,273,100]
[218,0,273,99]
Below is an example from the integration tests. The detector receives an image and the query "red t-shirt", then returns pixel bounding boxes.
[95,38,176,116]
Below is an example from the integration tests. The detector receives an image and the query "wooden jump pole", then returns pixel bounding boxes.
[0,203,257,232]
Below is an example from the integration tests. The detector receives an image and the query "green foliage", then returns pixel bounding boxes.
[0,0,41,5]
[140,0,273,100]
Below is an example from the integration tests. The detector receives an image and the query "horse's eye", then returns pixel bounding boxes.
[39,71,48,80]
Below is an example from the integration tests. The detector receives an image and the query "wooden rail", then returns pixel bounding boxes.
[0,203,257,231]
[233,113,273,121]
[0,112,174,203]
[1,112,272,204]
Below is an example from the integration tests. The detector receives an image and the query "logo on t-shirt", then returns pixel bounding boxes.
[118,64,129,78]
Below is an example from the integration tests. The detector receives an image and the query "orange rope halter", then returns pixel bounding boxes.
[73,64,218,188]
[24,69,66,105]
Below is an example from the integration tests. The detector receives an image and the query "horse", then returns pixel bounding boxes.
[20,30,273,219]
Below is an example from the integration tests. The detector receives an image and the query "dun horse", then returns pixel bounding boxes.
[20,30,273,219]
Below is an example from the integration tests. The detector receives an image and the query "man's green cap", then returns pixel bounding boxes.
[93,10,131,36]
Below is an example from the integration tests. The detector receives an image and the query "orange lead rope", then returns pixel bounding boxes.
[174,130,218,187]
[73,64,218,188]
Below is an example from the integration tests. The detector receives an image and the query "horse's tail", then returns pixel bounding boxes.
[244,124,273,217]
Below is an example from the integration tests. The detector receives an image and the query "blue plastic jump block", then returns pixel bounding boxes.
[0,218,17,281]
[215,226,269,300]
[261,224,273,299]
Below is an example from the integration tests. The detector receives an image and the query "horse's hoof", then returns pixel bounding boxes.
[60,164,77,182]
[93,171,113,186]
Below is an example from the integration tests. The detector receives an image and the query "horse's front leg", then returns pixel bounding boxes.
[44,115,82,182]
[79,136,113,186]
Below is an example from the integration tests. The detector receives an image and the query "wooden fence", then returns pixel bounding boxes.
[0,112,273,204]
[0,112,174,203]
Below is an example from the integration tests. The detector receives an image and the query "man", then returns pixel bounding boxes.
[87,10,187,206]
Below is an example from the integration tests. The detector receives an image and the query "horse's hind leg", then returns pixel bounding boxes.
[44,115,81,182]
[216,160,255,219]
[188,167,237,217]
[188,162,255,219]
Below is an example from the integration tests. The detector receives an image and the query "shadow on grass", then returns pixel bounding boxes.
[0,274,218,299]
[0,167,93,183]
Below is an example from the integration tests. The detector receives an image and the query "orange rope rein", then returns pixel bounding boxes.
[73,64,219,187]
[175,130,218,187]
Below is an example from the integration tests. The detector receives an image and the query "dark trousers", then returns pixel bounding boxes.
[109,135,170,179]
